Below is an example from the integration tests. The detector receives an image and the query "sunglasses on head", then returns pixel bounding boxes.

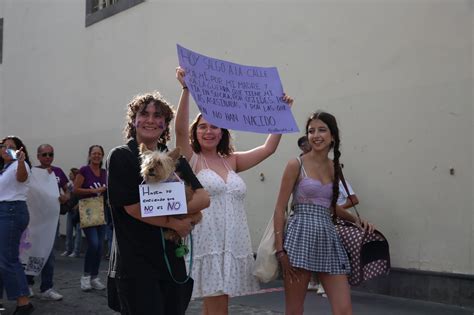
[40,152,54,158]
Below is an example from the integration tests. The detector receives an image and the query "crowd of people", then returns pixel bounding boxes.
[0,140,112,315]
[0,67,374,315]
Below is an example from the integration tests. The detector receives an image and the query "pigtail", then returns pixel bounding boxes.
[331,141,341,218]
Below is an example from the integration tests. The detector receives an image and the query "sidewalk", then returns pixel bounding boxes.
[2,251,473,314]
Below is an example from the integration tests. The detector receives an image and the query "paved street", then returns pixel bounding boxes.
[2,251,473,315]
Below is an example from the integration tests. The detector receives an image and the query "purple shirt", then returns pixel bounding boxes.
[78,165,107,199]
[51,166,68,190]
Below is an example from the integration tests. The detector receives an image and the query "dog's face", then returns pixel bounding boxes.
[139,143,180,183]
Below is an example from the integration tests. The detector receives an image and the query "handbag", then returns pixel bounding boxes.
[252,214,279,283]
[253,157,303,283]
[78,195,106,228]
[335,172,391,286]
[60,194,79,215]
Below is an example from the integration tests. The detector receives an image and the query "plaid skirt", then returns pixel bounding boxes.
[284,203,350,274]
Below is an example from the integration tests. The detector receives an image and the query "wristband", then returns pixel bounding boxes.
[182,86,188,90]
[275,249,287,259]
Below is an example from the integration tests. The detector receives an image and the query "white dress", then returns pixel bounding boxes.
[189,153,260,298]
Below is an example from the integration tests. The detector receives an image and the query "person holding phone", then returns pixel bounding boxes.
[0,136,35,315]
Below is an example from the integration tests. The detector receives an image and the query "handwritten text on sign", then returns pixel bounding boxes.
[177,44,299,134]
[139,182,187,217]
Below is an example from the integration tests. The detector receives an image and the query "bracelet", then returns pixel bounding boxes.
[275,249,287,259]
[275,230,282,235]
[182,86,188,90]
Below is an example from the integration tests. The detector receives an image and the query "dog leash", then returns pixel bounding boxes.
[160,228,193,284]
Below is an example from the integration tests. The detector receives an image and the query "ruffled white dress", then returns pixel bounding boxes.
[188,153,260,298]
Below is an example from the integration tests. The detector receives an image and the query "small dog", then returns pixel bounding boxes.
[139,144,202,242]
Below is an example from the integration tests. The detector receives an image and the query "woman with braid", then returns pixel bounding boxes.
[273,111,374,315]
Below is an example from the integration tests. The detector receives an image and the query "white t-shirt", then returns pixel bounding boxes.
[338,179,355,206]
[0,161,31,201]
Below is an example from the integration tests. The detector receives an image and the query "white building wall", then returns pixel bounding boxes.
[1,0,472,274]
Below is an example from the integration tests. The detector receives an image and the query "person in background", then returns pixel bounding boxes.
[61,168,82,258]
[26,144,69,301]
[0,136,34,315]
[73,145,107,292]
[297,136,311,155]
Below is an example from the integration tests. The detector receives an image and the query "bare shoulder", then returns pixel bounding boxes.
[285,158,301,173]
[224,153,237,170]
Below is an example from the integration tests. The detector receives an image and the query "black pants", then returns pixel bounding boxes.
[108,276,193,315]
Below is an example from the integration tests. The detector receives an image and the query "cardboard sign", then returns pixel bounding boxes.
[177,44,299,134]
[139,181,187,217]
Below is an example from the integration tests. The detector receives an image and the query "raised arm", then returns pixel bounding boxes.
[234,94,294,172]
[15,148,28,183]
[175,67,194,160]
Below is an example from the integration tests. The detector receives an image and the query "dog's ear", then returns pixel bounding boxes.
[167,147,181,161]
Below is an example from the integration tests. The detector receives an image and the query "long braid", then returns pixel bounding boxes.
[331,141,341,217]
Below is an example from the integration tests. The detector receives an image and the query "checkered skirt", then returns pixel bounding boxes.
[284,203,350,274]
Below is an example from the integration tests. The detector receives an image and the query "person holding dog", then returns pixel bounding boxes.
[175,67,293,315]
[106,91,209,315]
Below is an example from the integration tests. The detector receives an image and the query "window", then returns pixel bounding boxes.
[0,18,3,64]
[85,0,144,27]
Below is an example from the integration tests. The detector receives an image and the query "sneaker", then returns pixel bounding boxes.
[28,286,34,298]
[308,282,318,291]
[90,277,105,290]
[0,302,6,311]
[80,275,92,292]
[39,288,63,301]
[60,251,71,257]
[316,284,326,295]
[12,303,34,315]
[68,252,79,258]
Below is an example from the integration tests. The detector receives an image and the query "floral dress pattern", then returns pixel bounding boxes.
[188,153,260,298]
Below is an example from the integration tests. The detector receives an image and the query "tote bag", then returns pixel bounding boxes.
[252,214,279,283]
[79,195,106,228]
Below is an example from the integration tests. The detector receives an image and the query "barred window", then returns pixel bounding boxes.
[90,0,121,14]
[85,0,144,27]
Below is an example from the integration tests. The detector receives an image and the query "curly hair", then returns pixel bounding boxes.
[305,111,341,214]
[123,91,175,145]
[0,135,32,169]
[189,114,234,157]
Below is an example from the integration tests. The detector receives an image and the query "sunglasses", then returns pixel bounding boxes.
[40,152,54,158]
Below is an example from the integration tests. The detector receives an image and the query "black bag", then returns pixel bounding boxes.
[60,194,79,215]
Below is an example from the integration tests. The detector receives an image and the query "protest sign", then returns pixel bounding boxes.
[21,168,60,276]
[139,181,187,217]
[177,44,299,134]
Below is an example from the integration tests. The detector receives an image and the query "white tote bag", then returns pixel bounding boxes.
[252,214,279,283]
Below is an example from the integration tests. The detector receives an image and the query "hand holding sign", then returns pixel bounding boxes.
[177,44,299,134]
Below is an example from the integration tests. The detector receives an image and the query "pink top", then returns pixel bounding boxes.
[292,158,333,209]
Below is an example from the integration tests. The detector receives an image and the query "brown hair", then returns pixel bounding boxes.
[0,135,32,168]
[189,114,234,156]
[123,91,175,145]
[305,111,341,213]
